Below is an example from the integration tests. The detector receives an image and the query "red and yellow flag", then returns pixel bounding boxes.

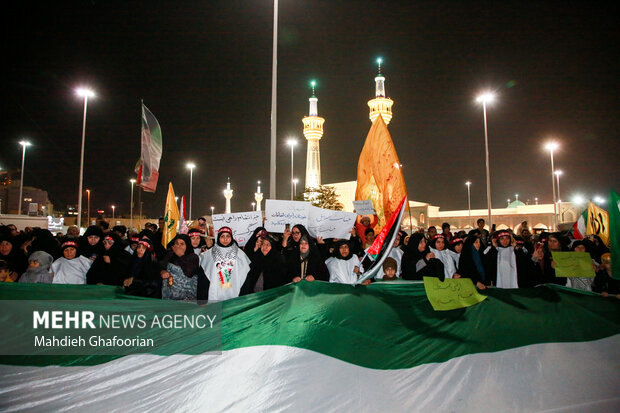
[355,116,407,233]
[162,183,179,247]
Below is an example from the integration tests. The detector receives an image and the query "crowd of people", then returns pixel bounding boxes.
[0,216,618,301]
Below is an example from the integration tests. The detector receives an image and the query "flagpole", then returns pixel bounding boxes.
[269,0,278,200]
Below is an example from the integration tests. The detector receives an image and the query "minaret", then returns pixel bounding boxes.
[302,81,325,190]
[254,180,263,211]
[368,58,393,125]
[223,177,233,213]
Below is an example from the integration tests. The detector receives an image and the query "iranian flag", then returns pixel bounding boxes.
[1,282,618,412]
[135,103,163,193]
[178,195,188,235]
[573,207,588,239]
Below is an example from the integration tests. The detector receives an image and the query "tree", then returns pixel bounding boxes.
[295,185,343,210]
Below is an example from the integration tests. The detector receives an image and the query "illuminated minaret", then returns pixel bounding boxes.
[302,81,325,189]
[368,58,393,125]
[223,177,233,213]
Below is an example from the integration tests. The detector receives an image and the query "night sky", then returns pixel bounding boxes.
[2,1,618,218]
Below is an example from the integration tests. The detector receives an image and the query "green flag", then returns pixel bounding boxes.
[609,190,620,280]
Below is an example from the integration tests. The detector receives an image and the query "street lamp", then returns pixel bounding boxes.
[252,202,256,211]
[186,162,196,220]
[287,139,297,200]
[465,181,472,217]
[476,91,495,229]
[210,206,215,216]
[111,205,115,221]
[75,87,95,228]
[86,189,91,226]
[545,141,559,230]
[129,179,136,228]
[18,140,31,215]
[293,178,299,198]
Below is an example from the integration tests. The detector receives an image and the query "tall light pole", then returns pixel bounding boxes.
[86,189,91,226]
[476,92,495,229]
[293,178,299,198]
[111,205,115,221]
[186,162,196,220]
[76,87,95,229]
[555,170,563,222]
[129,179,136,228]
[465,181,472,217]
[18,140,31,215]
[545,142,559,230]
[210,206,214,216]
[269,0,279,200]
[287,139,297,200]
[252,202,256,211]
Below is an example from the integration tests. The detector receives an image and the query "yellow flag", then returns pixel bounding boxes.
[355,116,408,233]
[162,182,180,247]
[586,201,610,247]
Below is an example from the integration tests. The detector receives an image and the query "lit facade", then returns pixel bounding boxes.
[303,85,325,189]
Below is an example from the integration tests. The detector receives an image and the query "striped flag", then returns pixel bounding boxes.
[357,195,407,284]
[178,195,188,235]
[0,282,618,412]
[572,207,588,239]
[135,103,163,193]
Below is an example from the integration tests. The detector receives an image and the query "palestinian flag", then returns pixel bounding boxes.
[0,282,618,411]
[573,206,588,239]
[358,195,407,283]
[135,103,162,193]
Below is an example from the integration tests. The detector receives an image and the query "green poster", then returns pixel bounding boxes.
[423,277,487,311]
[551,251,596,278]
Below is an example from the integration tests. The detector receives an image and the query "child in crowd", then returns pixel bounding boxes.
[0,260,14,283]
[52,240,93,284]
[19,251,54,284]
[381,258,399,281]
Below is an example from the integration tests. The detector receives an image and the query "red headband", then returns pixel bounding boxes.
[495,230,511,239]
[62,240,78,249]
[449,237,463,245]
[218,227,233,235]
[138,240,153,251]
[432,234,445,240]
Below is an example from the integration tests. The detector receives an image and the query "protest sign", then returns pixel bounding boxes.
[423,277,487,311]
[264,200,310,233]
[307,206,357,240]
[212,211,262,246]
[353,200,376,216]
[551,251,596,278]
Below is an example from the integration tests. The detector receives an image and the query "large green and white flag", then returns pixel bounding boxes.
[0,282,618,412]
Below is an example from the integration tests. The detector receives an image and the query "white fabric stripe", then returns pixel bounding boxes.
[0,336,618,412]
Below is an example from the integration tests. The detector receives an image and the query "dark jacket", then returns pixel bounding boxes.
[401,233,445,281]
[242,243,288,294]
[86,233,132,286]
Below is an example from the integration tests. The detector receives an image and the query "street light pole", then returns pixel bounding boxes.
[465,181,471,217]
[112,205,115,221]
[287,139,296,200]
[18,141,31,215]
[76,87,95,228]
[129,179,136,228]
[293,178,298,198]
[86,189,91,226]
[186,163,196,221]
[269,0,279,200]
[545,142,559,230]
[555,170,563,224]
[476,92,495,229]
